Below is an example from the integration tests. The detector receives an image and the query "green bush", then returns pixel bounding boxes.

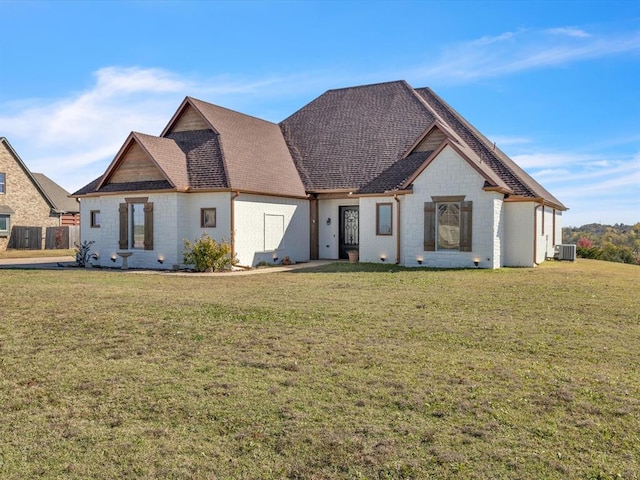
[183,234,237,272]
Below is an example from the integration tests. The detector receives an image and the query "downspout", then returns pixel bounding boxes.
[230,191,240,262]
[394,194,401,264]
[533,200,543,266]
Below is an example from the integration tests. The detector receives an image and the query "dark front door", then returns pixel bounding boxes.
[339,206,359,259]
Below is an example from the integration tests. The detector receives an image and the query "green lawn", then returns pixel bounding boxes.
[0,248,75,259]
[0,260,638,479]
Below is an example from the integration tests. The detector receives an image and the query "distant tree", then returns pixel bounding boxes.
[577,237,593,248]
[564,222,639,266]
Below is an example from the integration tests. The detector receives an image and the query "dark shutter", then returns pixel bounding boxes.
[119,203,128,249]
[460,201,473,252]
[424,202,436,251]
[143,202,154,250]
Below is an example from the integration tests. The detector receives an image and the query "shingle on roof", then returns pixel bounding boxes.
[359,151,433,194]
[165,129,228,189]
[31,173,79,213]
[280,81,436,192]
[133,133,189,189]
[187,98,306,197]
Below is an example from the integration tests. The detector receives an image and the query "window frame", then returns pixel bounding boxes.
[200,208,216,228]
[0,214,9,236]
[424,196,472,252]
[0,172,5,194]
[437,202,461,250]
[119,198,153,250]
[90,210,101,228]
[376,202,393,236]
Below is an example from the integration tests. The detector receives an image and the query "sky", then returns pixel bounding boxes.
[1,0,638,227]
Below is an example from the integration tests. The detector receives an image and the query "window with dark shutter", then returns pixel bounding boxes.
[424,198,472,252]
[459,201,473,252]
[424,202,436,251]
[143,202,154,250]
[119,203,128,249]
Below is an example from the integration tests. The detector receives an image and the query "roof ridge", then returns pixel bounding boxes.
[324,79,410,94]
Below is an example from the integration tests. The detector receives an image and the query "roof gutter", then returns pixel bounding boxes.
[394,194,401,264]
[231,191,240,263]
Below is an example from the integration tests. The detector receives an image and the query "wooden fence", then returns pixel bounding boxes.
[8,226,42,250]
[45,226,80,249]
[8,225,80,250]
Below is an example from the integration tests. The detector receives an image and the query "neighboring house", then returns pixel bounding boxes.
[73,80,566,269]
[0,137,80,250]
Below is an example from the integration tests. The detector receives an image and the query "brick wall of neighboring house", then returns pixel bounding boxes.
[0,142,59,250]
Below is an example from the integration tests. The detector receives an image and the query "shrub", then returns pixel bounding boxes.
[183,234,236,272]
[75,240,95,267]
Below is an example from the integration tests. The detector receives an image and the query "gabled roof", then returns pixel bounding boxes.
[165,97,307,197]
[75,98,307,198]
[1,137,77,213]
[415,87,565,209]
[73,82,565,210]
[31,173,79,213]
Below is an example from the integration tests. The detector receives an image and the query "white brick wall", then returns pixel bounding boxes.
[234,194,309,267]
[401,145,504,269]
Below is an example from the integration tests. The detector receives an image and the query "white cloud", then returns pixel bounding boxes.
[411,28,640,83]
[546,27,591,38]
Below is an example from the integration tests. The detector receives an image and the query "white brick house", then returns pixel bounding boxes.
[74,81,566,269]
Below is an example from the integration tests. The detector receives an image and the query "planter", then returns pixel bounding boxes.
[347,250,359,263]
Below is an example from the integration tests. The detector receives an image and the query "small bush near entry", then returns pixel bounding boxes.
[183,234,236,272]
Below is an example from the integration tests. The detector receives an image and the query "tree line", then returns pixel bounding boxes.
[563,223,640,265]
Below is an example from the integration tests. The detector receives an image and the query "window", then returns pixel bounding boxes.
[119,199,153,250]
[376,203,392,235]
[201,208,216,228]
[437,203,460,249]
[0,214,9,235]
[0,173,5,194]
[90,210,101,228]
[424,197,472,252]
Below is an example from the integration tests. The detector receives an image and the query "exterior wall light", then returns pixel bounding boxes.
[380,254,386,262]
[417,256,423,265]
[110,254,117,263]
[326,217,331,225]
[473,257,480,267]
[157,255,164,264]
[272,252,279,263]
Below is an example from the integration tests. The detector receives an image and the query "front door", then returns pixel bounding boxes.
[339,206,359,259]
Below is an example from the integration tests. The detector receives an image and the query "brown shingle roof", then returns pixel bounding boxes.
[186,98,307,197]
[132,132,189,189]
[74,82,564,210]
[280,81,437,192]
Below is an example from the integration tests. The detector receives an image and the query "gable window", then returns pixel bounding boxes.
[0,214,9,236]
[424,196,472,252]
[90,210,101,228]
[201,208,216,228]
[119,198,153,250]
[0,173,5,194]
[376,203,392,235]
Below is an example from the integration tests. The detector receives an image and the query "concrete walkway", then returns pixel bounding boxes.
[0,256,337,274]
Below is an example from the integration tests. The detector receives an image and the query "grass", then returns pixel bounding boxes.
[0,259,638,479]
[0,248,75,259]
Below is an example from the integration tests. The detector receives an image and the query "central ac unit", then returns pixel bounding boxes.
[554,244,576,261]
